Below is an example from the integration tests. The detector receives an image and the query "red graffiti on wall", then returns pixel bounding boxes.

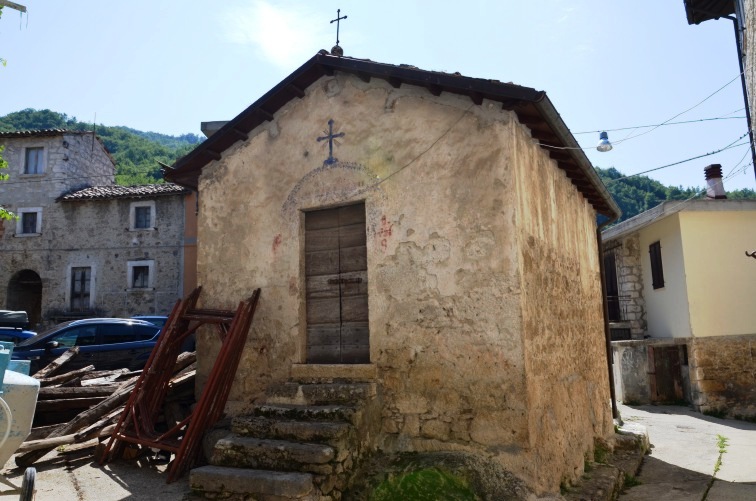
[378,215,393,251]
[272,234,283,253]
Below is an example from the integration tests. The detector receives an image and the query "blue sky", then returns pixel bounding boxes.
[1,1,754,191]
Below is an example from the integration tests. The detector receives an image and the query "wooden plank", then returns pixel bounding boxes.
[33,347,80,379]
[339,271,368,297]
[340,323,369,344]
[305,227,339,252]
[16,425,115,453]
[338,204,366,225]
[38,386,119,399]
[26,425,59,442]
[339,344,370,364]
[305,249,339,276]
[15,376,138,467]
[342,296,369,322]
[305,208,340,230]
[307,324,341,346]
[340,246,367,273]
[36,397,107,411]
[305,275,341,299]
[306,345,342,364]
[38,365,95,387]
[339,222,366,248]
[306,298,340,324]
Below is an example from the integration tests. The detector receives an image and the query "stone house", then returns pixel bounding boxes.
[0,129,195,328]
[604,174,756,418]
[166,51,621,497]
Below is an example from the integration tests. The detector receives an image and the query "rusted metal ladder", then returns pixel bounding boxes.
[101,286,261,482]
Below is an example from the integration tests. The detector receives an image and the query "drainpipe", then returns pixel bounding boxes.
[597,214,621,424]
[728,5,756,183]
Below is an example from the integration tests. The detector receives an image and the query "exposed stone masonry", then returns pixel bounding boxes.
[609,233,647,339]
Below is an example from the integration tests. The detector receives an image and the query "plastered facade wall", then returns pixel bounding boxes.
[679,210,756,337]
[195,73,612,494]
[638,214,692,338]
[513,124,613,487]
[609,203,756,417]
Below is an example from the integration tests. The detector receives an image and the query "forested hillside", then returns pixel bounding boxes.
[1,109,753,220]
[596,167,755,223]
[0,109,202,185]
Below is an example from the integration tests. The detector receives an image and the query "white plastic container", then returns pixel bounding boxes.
[0,370,40,466]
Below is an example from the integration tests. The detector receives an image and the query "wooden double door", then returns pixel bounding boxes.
[305,203,369,363]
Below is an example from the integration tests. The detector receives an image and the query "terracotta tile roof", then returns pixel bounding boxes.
[58,183,189,201]
[166,51,620,219]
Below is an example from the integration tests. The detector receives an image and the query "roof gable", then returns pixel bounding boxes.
[165,51,619,218]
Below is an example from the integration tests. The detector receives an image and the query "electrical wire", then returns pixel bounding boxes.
[616,164,753,225]
[543,72,746,152]
[604,132,750,184]
[572,115,745,135]
[613,72,745,145]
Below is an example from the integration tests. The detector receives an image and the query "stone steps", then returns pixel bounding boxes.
[253,403,360,425]
[265,382,377,406]
[232,415,354,443]
[190,465,318,500]
[192,379,379,500]
[211,436,337,475]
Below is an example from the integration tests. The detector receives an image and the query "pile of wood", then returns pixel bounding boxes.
[14,347,196,467]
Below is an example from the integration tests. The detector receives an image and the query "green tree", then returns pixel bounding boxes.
[0,6,15,221]
[0,144,14,220]
[0,108,203,186]
[596,166,756,223]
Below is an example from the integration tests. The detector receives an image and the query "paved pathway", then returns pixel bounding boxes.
[618,403,756,500]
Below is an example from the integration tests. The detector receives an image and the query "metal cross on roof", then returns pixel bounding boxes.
[317,119,345,165]
[330,9,347,46]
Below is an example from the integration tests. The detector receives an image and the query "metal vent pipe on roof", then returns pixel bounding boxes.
[704,164,727,199]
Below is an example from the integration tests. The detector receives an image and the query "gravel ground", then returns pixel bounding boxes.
[0,442,193,500]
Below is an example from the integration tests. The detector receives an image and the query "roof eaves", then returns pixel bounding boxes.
[683,0,735,24]
[532,97,621,220]
[166,52,619,217]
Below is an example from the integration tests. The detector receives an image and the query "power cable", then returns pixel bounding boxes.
[604,133,750,184]
[613,72,744,145]
[572,115,745,135]
[545,72,746,152]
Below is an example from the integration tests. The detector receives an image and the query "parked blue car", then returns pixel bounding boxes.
[0,327,37,345]
[11,318,161,374]
[131,315,169,329]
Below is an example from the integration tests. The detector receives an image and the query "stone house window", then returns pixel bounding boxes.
[128,260,155,290]
[15,207,42,236]
[603,249,622,321]
[649,241,664,289]
[70,267,92,312]
[24,147,45,174]
[129,201,155,231]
